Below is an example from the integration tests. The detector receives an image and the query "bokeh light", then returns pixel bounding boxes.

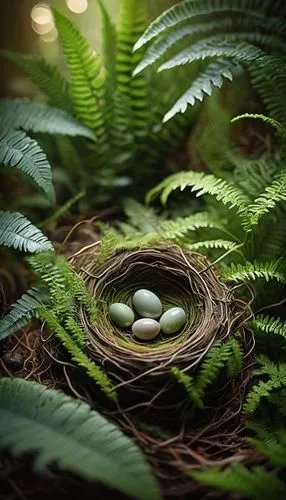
[31,5,53,25]
[31,4,57,43]
[66,0,88,14]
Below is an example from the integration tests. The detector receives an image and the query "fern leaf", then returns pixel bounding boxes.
[231,113,286,135]
[0,100,95,140]
[147,171,250,212]
[242,173,286,231]
[244,356,286,413]
[163,59,242,122]
[39,306,116,400]
[187,239,237,252]
[191,464,286,499]
[0,286,48,341]
[0,377,161,500]
[133,0,273,50]
[248,427,286,467]
[0,212,53,253]
[116,0,148,136]
[0,128,55,202]
[222,260,286,284]
[252,314,286,340]
[158,37,273,73]
[171,368,202,407]
[157,212,226,240]
[123,198,161,233]
[96,0,117,87]
[52,9,105,138]
[0,50,72,113]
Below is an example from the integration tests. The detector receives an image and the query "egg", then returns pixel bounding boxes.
[109,303,134,327]
[160,307,186,335]
[132,289,162,319]
[132,318,161,340]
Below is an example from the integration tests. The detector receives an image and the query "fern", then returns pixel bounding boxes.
[252,315,286,340]
[0,128,55,202]
[231,113,286,136]
[147,171,250,212]
[96,0,117,87]
[116,0,148,141]
[0,377,161,500]
[157,212,227,240]
[54,9,106,138]
[191,464,286,499]
[163,58,242,122]
[123,198,161,233]
[187,239,237,252]
[0,212,53,253]
[248,426,286,467]
[0,50,72,113]
[0,286,49,341]
[222,260,286,284]
[172,339,243,408]
[244,356,286,414]
[0,100,95,140]
[39,306,115,400]
[242,173,286,231]
[134,0,274,50]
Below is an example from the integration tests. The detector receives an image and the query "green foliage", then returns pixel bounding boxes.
[191,464,286,499]
[0,377,161,500]
[157,212,227,240]
[252,315,286,340]
[0,212,52,253]
[0,128,55,202]
[27,251,115,399]
[147,170,250,211]
[231,113,286,136]
[0,100,95,140]
[244,356,286,414]
[0,50,72,113]
[172,338,243,408]
[53,9,105,139]
[0,286,49,341]
[135,0,286,125]
[222,260,286,284]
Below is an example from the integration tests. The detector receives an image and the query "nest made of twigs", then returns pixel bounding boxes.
[71,244,252,418]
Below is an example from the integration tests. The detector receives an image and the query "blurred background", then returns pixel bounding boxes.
[0,0,179,99]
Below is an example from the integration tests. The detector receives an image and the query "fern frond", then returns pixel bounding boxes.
[0,100,95,140]
[252,314,286,340]
[134,17,240,76]
[172,339,242,408]
[0,212,53,253]
[147,171,250,212]
[134,0,274,50]
[0,286,48,341]
[248,427,286,467]
[187,239,237,252]
[242,173,286,231]
[0,50,72,113]
[222,260,286,284]
[231,113,286,135]
[191,464,285,499]
[52,9,105,138]
[0,128,55,202]
[0,378,161,500]
[163,59,242,122]
[123,198,161,233]
[158,37,274,73]
[244,356,286,413]
[96,0,117,86]
[39,307,116,400]
[157,212,226,240]
[116,0,148,136]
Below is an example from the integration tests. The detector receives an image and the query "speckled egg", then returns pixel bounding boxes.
[160,307,186,335]
[109,303,134,327]
[132,289,162,319]
[132,318,161,340]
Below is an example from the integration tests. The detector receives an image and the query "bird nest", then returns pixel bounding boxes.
[72,244,253,419]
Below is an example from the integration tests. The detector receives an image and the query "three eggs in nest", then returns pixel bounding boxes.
[109,289,186,341]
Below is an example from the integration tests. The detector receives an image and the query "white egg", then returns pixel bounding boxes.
[132,289,162,319]
[160,307,186,335]
[109,303,134,327]
[132,318,161,340]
